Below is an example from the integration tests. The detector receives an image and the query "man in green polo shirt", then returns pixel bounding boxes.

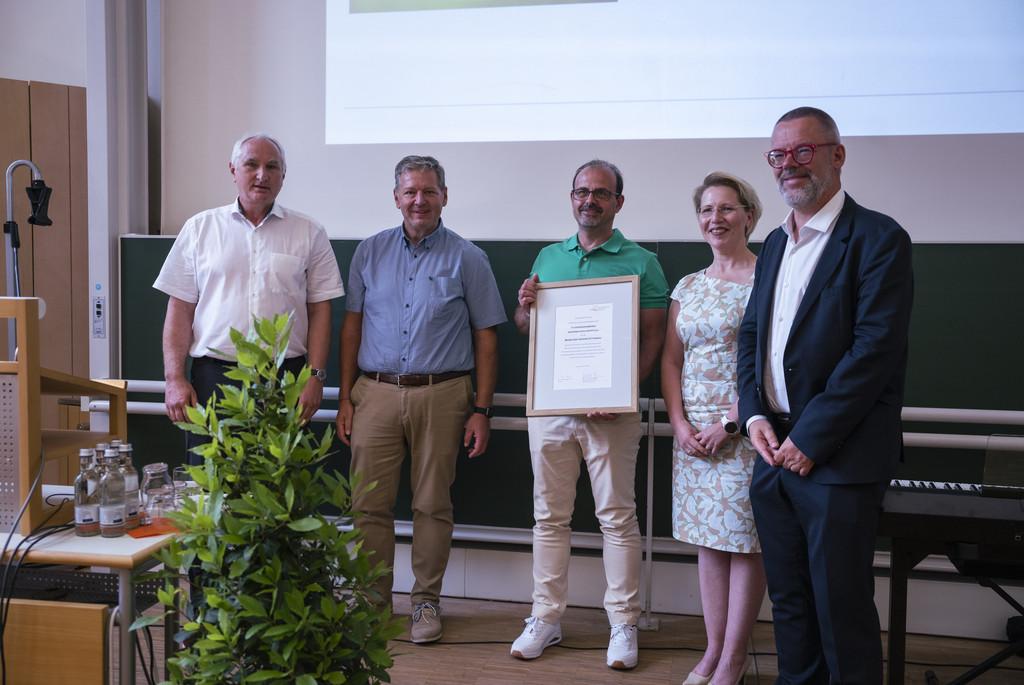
[510,160,668,670]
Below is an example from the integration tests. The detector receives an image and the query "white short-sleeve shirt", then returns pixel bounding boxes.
[153,201,344,360]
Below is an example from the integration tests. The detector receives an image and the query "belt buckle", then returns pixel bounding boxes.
[396,374,403,389]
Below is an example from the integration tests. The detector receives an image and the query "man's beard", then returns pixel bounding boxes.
[779,171,824,210]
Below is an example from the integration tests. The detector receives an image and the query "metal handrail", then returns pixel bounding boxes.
[85,379,1021,625]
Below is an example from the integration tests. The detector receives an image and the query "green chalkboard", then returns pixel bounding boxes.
[121,236,1024,536]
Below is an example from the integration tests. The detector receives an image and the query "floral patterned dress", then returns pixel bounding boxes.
[670,270,760,553]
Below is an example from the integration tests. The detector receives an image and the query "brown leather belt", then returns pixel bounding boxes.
[363,370,470,387]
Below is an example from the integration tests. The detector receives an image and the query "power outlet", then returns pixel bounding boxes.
[92,296,106,338]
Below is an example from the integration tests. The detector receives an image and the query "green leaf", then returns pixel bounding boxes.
[287,517,323,532]
[245,670,287,682]
[295,675,318,685]
[262,624,294,639]
[128,614,164,631]
[229,556,249,578]
[238,593,268,617]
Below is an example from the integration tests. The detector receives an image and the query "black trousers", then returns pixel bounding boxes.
[185,355,307,465]
[750,457,888,685]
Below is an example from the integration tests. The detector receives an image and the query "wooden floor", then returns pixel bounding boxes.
[386,595,1024,685]
[122,593,1024,684]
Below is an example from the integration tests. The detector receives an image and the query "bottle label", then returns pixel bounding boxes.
[99,505,125,526]
[124,475,139,490]
[75,505,99,524]
[126,500,140,518]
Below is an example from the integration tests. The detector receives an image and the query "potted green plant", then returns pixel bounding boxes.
[134,314,397,684]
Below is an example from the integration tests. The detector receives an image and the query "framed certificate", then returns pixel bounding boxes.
[526,275,639,416]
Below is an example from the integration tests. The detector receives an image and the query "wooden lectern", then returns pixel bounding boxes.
[0,296,126,534]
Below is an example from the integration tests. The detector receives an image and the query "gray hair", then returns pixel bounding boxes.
[394,155,446,190]
[775,106,841,143]
[230,133,287,173]
[572,159,623,195]
[692,171,763,238]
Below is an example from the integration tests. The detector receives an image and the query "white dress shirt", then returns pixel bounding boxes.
[750,189,846,427]
[153,201,344,360]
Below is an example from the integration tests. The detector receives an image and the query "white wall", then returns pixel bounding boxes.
[0,0,87,86]
[160,0,1024,243]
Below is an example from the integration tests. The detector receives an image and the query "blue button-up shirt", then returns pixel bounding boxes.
[346,222,507,374]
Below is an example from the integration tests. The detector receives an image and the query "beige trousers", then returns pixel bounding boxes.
[350,374,472,606]
[527,413,644,625]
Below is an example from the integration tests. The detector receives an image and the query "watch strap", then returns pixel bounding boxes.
[473,406,493,418]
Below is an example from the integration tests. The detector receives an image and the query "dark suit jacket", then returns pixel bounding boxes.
[737,193,914,485]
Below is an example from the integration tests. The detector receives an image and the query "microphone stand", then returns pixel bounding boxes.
[4,160,53,359]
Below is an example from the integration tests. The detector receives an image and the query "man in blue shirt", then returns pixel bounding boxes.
[336,155,506,643]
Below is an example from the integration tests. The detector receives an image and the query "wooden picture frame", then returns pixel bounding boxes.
[526,275,639,416]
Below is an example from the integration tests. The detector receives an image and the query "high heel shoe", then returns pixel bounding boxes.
[682,670,713,685]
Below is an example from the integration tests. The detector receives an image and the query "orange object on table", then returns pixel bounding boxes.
[127,519,179,538]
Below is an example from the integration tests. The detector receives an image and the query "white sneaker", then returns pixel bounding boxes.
[510,616,562,660]
[606,623,638,669]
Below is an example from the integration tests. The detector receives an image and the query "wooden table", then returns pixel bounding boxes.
[4,529,176,685]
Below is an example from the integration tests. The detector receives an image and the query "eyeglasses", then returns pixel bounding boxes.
[764,142,838,168]
[571,187,619,201]
[698,204,747,219]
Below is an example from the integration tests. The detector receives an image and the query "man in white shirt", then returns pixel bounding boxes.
[737,107,914,683]
[154,133,344,463]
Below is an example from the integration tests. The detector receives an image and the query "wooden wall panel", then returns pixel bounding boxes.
[69,86,89,378]
[29,82,73,431]
[29,81,73,376]
[0,78,32,357]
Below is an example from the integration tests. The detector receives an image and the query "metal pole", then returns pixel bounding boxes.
[118,567,136,685]
[639,397,660,630]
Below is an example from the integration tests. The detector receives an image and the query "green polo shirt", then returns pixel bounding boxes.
[529,229,668,309]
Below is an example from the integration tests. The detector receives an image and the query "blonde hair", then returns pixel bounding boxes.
[692,171,763,237]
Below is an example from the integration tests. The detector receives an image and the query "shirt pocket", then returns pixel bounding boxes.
[268,253,304,295]
[432,275,464,319]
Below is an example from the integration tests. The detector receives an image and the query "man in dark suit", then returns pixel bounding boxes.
[737,107,914,684]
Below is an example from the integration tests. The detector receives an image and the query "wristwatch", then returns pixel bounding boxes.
[473,406,493,418]
[720,415,739,434]
[310,367,327,382]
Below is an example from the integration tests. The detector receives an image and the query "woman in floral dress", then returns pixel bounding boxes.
[661,172,766,685]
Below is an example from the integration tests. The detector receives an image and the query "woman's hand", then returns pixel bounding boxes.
[673,421,708,457]
[694,421,734,457]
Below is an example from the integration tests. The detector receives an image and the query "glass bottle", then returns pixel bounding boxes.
[73,448,100,537]
[99,447,126,537]
[118,444,140,530]
[140,462,174,525]
[93,442,110,473]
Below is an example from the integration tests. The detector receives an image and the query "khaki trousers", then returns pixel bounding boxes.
[350,374,472,606]
[527,413,644,625]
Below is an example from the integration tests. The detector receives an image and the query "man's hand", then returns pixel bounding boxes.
[298,378,323,424]
[517,275,539,309]
[776,437,815,477]
[464,413,490,458]
[336,398,354,446]
[165,376,197,423]
[693,422,734,457]
[748,419,781,467]
[586,411,619,422]
[514,275,541,334]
